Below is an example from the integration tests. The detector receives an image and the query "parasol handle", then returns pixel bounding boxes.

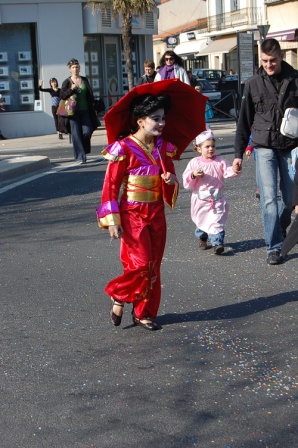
[156,148,167,176]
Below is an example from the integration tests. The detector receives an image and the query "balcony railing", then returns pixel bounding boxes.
[265,0,292,3]
[207,7,263,32]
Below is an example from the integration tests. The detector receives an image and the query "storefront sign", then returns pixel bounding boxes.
[237,32,254,84]
[167,36,178,47]
[267,29,297,41]
[187,32,196,41]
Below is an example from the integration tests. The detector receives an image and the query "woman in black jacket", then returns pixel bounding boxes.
[60,58,97,164]
[39,78,68,139]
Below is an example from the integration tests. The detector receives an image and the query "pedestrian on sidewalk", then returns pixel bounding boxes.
[233,38,298,265]
[183,129,240,255]
[96,94,179,331]
[39,78,67,139]
[187,70,198,88]
[60,58,97,164]
[154,50,190,85]
[137,60,157,85]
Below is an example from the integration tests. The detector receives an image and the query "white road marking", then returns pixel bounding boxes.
[0,157,106,195]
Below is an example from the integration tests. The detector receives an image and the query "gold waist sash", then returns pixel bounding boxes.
[122,175,162,202]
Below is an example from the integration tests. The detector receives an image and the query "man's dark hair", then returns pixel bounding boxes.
[261,38,282,56]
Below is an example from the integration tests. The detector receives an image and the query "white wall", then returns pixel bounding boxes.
[157,0,206,34]
[267,3,298,32]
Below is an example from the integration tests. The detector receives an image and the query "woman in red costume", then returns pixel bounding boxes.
[96,94,179,331]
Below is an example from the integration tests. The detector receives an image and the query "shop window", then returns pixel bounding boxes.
[84,35,104,100]
[0,23,38,112]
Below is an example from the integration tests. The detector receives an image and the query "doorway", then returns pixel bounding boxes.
[104,36,121,109]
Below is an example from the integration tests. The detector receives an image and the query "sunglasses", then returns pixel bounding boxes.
[165,57,174,61]
[67,59,79,67]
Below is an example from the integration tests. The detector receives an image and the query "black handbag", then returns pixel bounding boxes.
[93,98,105,113]
[90,107,101,131]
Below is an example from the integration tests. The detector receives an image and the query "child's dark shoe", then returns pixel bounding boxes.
[214,245,224,255]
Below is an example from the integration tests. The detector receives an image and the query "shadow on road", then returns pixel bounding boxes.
[158,290,298,326]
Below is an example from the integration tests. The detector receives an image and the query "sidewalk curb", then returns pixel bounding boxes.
[0,156,51,182]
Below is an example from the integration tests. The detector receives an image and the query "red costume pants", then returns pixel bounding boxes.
[105,200,167,319]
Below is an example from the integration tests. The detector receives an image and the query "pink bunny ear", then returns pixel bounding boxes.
[195,129,215,145]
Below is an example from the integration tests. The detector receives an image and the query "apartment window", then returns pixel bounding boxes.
[101,7,112,28]
[231,0,239,11]
[145,11,154,29]
[0,23,38,112]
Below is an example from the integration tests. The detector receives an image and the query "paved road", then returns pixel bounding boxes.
[0,128,108,185]
[1,122,297,448]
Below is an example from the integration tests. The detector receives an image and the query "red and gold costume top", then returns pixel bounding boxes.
[96,135,179,228]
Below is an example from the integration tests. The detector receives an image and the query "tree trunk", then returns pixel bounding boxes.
[121,11,134,91]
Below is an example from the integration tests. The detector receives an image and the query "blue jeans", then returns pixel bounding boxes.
[195,228,225,246]
[255,147,294,253]
[69,110,92,162]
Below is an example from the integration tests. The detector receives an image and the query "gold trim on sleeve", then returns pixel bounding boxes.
[101,149,126,162]
[98,213,121,228]
[166,147,178,158]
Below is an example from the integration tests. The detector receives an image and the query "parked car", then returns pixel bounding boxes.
[194,78,221,103]
[225,74,238,81]
[192,69,226,87]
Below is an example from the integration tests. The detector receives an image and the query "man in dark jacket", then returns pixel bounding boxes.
[233,38,298,265]
[293,159,298,214]
[138,60,157,85]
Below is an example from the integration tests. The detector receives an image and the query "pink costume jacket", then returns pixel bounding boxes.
[96,135,179,319]
[183,155,239,235]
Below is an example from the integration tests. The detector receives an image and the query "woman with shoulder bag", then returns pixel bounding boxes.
[60,58,97,164]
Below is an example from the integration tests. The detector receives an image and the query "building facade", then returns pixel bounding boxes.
[0,0,158,138]
[154,0,297,75]
[266,0,298,69]
[153,0,207,65]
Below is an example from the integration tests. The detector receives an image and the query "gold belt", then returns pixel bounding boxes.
[122,175,162,202]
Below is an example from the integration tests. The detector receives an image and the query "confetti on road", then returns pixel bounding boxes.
[191,323,297,400]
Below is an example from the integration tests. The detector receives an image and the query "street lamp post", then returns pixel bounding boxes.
[257,25,271,42]
[257,25,270,70]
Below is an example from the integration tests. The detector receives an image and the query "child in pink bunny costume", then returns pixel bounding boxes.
[182,129,241,254]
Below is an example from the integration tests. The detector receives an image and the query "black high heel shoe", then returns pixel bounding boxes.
[132,311,161,331]
[110,298,124,326]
